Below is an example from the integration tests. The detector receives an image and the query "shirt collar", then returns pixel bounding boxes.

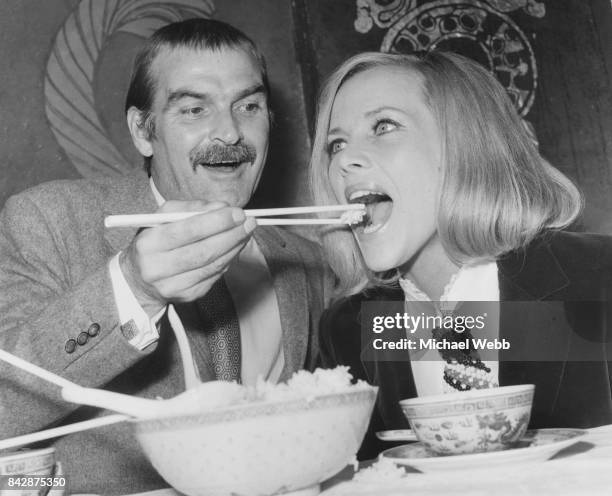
[399,261,499,303]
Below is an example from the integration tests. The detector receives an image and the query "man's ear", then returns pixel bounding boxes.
[127,107,153,157]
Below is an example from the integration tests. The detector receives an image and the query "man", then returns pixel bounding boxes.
[0,19,328,494]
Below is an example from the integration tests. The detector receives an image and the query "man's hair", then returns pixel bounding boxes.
[309,51,582,297]
[125,18,270,171]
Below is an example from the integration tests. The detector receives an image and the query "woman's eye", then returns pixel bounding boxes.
[328,140,345,155]
[374,119,398,135]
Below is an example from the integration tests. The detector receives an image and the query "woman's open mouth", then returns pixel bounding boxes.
[346,188,393,234]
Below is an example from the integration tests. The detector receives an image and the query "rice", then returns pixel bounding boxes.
[352,458,406,484]
[156,366,370,415]
[250,366,370,402]
[340,209,366,225]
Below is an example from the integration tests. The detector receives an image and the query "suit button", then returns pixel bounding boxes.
[76,332,89,346]
[65,339,77,354]
[87,323,100,337]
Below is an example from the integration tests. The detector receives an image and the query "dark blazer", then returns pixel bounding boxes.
[319,231,612,460]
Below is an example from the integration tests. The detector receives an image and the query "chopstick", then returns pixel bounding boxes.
[0,414,130,450]
[248,204,364,217]
[104,204,365,228]
[0,349,132,450]
[255,218,346,225]
[0,348,78,390]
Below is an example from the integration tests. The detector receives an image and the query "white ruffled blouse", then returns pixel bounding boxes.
[399,262,500,396]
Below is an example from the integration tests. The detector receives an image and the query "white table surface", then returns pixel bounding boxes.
[322,424,612,496]
[124,424,612,496]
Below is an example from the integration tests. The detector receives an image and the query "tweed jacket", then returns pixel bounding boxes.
[319,231,612,460]
[0,170,330,494]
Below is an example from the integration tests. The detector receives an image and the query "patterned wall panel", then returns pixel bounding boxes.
[44,0,214,178]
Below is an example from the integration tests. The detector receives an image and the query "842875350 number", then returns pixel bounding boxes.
[0,475,67,490]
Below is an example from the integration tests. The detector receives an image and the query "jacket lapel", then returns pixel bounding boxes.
[358,288,418,429]
[497,237,572,422]
[102,171,158,253]
[253,227,309,382]
[497,235,570,300]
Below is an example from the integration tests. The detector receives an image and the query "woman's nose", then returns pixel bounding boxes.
[334,149,370,176]
[211,109,241,145]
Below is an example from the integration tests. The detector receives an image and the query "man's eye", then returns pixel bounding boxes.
[237,102,262,113]
[182,106,205,118]
[327,140,345,155]
[374,119,398,135]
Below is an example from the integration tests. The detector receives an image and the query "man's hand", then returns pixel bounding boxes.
[119,201,256,317]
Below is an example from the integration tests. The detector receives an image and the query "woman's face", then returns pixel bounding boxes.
[327,65,442,272]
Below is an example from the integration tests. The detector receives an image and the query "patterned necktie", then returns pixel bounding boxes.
[196,276,242,382]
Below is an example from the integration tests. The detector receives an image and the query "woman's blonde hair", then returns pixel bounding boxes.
[309,51,582,297]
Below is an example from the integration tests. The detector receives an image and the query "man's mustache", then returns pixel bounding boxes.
[190,143,257,170]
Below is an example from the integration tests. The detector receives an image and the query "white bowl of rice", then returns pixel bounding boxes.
[131,367,377,496]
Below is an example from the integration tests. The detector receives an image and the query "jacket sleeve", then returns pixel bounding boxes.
[0,193,151,437]
[317,296,369,379]
[318,294,412,460]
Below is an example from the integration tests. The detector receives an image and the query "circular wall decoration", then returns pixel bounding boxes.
[44,0,215,178]
[355,0,545,116]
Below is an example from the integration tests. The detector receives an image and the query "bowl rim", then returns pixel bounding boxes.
[0,447,55,464]
[130,386,378,429]
[398,384,534,407]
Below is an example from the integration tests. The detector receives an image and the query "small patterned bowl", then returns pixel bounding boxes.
[131,387,377,496]
[0,447,59,496]
[399,384,534,456]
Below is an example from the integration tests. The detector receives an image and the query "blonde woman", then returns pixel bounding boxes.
[310,51,612,459]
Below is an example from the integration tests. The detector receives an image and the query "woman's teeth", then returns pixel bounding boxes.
[347,190,393,234]
[363,220,379,234]
[347,191,385,203]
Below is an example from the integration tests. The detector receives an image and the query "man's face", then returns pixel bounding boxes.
[144,46,270,206]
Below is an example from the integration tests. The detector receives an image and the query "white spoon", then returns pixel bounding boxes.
[0,348,242,450]
[60,381,242,418]
[376,429,418,442]
[0,348,240,419]
[0,382,243,450]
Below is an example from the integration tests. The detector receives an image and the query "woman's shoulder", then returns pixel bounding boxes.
[544,230,612,272]
[518,230,612,298]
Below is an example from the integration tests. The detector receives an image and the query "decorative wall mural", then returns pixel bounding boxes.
[354,0,545,116]
[44,0,215,178]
